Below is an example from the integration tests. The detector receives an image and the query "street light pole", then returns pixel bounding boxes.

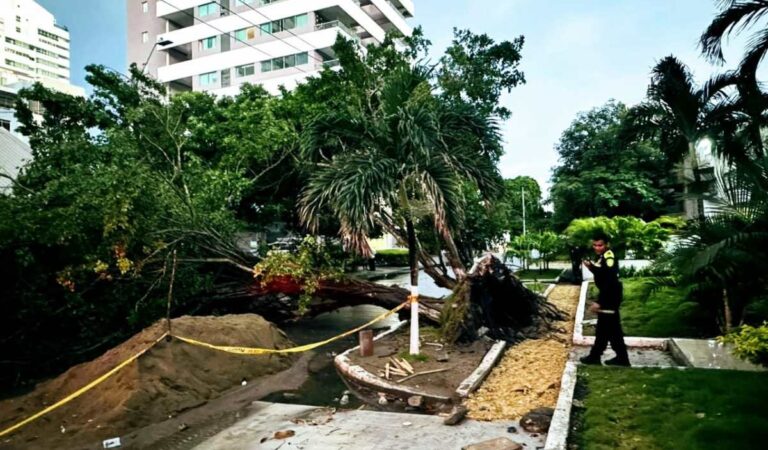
[141,38,173,76]
[522,187,526,236]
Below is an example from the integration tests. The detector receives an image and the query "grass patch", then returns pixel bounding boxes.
[569,366,768,450]
[524,281,549,295]
[584,278,716,338]
[398,351,429,363]
[515,268,563,280]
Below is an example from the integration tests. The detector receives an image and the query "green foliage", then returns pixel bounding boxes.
[564,215,683,259]
[721,323,768,367]
[571,366,768,450]
[437,28,526,120]
[398,350,430,363]
[584,278,717,338]
[375,248,409,267]
[253,236,343,312]
[0,65,290,389]
[550,100,675,229]
[298,28,522,282]
[502,176,548,235]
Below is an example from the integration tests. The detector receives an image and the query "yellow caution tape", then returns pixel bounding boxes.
[0,332,169,439]
[174,301,408,355]
[0,300,408,438]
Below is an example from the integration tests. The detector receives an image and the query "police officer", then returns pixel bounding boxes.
[579,232,630,366]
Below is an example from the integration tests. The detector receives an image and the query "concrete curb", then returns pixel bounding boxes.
[542,283,556,299]
[455,340,506,398]
[335,320,507,408]
[544,361,577,450]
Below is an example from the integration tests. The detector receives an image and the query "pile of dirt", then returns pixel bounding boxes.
[465,284,580,420]
[0,314,299,450]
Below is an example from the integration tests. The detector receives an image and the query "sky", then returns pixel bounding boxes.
[37,0,747,194]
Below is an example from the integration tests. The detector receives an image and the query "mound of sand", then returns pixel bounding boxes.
[0,314,298,449]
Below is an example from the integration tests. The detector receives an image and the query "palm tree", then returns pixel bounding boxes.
[299,64,502,354]
[630,56,735,219]
[700,0,768,70]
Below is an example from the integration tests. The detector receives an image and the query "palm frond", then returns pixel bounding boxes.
[700,0,768,63]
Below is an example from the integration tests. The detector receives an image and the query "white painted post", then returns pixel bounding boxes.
[410,285,419,355]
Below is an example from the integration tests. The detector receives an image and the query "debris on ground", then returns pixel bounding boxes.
[519,407,554,433]
[464,285,580,421]
[461,436,523,450]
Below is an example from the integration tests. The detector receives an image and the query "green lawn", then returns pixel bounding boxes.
[569,366,768,450]
[515,268,563,280]
[584,278,717,337]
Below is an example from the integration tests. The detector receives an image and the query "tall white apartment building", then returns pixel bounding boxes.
[0,0,83,147]
[0,0,83,96]
[127,0,414,96]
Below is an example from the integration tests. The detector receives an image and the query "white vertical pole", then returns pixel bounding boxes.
[522,187,526,236]
[409,285,419,355]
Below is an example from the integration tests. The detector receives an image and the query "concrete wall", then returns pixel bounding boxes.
[126,0,168,77]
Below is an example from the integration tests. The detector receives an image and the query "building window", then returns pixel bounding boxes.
[142,31,148,43]
[142,1,148,13]
[15,16,20,22]
[199,71,217,86]
[235,0,256,5]
[260,13,309,36]
[236,63,255,77]
[16,27,21,33]
[235,28,255,42]
[0,119,11,131]
[198,2,217,17]
[260,52,309,73]
[200,36,216,50]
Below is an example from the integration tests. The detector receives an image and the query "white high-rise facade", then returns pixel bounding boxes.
[0,0,82,96]
[127,0,414,96]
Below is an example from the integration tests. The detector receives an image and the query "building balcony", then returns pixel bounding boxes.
[156,0,387,48]
[157,20,359,82]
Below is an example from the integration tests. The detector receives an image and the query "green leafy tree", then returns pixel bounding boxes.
[503,176,547,234]
[564,216,683,259]
[550,100,673,229]
[298,30,524,290]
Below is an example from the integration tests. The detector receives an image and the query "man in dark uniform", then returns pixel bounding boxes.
[579,232,630,366]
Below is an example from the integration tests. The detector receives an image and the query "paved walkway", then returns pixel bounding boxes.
[193,402,545,450]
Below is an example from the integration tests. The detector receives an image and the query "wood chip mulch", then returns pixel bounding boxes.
[464,284,580,420]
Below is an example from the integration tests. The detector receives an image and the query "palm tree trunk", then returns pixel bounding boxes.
[405,217,419,288]
[685,141,705,220]
[723,288,733,333]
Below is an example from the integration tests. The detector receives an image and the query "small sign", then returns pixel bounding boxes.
[103,437,121,448]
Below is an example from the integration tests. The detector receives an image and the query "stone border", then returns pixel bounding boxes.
[542,283,556,299]
[544,361,577,450]
[572,280,668,349]
[334,319,507,408]
[455,340,506,398]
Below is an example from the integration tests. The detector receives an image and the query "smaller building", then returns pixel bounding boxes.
[0,125,32,194]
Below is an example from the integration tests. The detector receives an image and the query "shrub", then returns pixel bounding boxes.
[375,248,409,266]
[720,322,768,367]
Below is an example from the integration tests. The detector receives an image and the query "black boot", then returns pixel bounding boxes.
[579,355,601,365]
[604,357,630,367]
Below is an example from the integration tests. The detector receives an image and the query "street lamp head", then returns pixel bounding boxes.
[157,38,173,46]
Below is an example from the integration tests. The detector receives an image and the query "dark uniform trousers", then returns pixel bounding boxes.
[589,282,629,361]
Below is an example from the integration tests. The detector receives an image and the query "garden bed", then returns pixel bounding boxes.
[464,284,580,420]
[568,365,768,450]
[335,326,493,412]
[582,278,717,338]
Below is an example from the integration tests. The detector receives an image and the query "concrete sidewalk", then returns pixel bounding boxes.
[193,402,546,450]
